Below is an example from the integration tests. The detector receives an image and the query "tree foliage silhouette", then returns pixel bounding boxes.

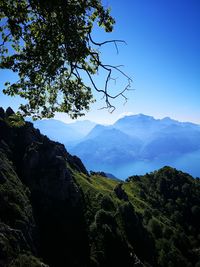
[0,0,132,119]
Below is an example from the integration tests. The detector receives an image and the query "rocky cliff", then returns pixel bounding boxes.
[0,108,89,267]
[1,108,200,267]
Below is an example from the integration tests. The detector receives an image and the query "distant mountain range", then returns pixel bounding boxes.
[30,114,200,179]
[29,118,96,147]
[2,108,200,267]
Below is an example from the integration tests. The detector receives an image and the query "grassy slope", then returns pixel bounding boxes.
[75,171,155,216]
[74,167,200,267]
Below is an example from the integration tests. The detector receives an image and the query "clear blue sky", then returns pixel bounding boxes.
[0,0,200,124]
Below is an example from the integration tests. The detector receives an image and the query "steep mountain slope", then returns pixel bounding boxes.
[77,166,200,267]
[125,166,200,266]
[0,108,143,267]
[0,108,89,267]
[1,108,200,267]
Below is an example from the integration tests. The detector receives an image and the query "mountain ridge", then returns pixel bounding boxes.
[1,107,200,267]
[69,114,200,178]
[29,113,200,179]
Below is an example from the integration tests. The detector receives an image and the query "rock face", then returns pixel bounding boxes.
[0,107,5,119]
[5,107,15,117]
[0,108,89,267]
[114,183,129,201]
[0,142,45,267]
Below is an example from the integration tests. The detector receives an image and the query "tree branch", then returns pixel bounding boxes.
[89,33,127,47]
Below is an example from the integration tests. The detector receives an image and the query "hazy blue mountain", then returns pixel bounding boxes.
[31,119,82,144]
[83,124,111,140]
[114,114,161,140]
[68,120,96,135]
[140,124,200,159]
[29,119,96,147]
[28,114,200,179]
[69,114,200,179]
[114,114,200,140]
[70,128,142,170]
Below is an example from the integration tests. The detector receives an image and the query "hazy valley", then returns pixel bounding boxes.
[31,114,200,179]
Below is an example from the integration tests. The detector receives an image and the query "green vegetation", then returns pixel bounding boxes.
[6,114,25,128]
[74,166,200,266]
[126,167,200,266]
[10,254,47,267]
[0,0,130,119]
[1,109,200,266]
[0,139,44,266]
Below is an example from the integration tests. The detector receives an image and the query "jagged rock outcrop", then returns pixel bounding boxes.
[5,107,15,117]
[0,108,89,267]
[0,107,5,119]
[114,183,129,201]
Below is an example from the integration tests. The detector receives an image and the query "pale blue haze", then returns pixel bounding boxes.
[31,114,200,179]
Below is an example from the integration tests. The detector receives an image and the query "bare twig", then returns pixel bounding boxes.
[89,33,127,47]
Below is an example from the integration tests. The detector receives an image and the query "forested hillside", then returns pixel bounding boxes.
[0,108,200,267]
